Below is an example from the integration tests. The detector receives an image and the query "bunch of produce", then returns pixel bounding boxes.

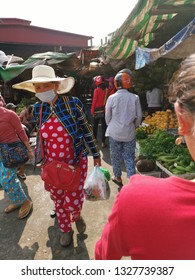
[139,129,176,159]
[143,110,178,130]
[139,129,195,175]
[157,145,195,175]
[136,125,157,139]
[136,127,148,139]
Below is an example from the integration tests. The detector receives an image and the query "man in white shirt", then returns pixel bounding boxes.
[146,86,163,116]
[105,69,142,191]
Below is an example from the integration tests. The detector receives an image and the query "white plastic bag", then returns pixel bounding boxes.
[84,165,110,201]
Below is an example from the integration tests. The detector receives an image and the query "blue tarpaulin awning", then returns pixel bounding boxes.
[135,17,195,69]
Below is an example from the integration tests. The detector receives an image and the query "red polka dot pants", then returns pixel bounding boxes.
[49,156,88,233]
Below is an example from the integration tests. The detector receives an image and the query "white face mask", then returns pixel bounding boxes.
[35,89,56,102]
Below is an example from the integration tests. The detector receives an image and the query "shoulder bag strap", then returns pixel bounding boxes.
[39,103,44,157]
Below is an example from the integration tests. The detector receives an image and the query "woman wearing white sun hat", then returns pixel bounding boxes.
[13,65,101,247]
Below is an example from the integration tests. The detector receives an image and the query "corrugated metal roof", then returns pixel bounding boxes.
[100,0,195,61]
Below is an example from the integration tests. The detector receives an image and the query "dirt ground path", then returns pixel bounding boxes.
[0,144,129,260]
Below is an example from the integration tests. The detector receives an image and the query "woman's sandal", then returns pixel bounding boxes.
[112,177,123,187]
[17,173,27,180]
[4,204,20,214]
[18,200,33,219]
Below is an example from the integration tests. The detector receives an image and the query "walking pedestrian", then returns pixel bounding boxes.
[0,102,33,219]
[105,69,142,190]
[12,65,101,247]
[5,102,30,180]
[91,76,108,148]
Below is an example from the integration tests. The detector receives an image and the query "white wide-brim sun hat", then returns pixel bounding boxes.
[12,65,75,94]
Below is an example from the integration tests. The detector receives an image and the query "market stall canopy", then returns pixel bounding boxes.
[0,50,23,67]
[0,51,76,82]
[1,0,195,82]
[100,0,195,65]
[0,49,115,82]
[135,17,195,69]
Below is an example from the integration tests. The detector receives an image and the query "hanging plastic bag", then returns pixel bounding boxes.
[100,167,111,181]
[84,165,110,201]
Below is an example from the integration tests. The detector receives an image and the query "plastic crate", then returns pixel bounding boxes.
[156,161,173,177]
[160,170,170,178]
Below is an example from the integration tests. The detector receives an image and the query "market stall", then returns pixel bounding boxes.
[136,124,195,180]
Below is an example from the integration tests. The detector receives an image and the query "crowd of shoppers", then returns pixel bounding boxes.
[2,52,194,261]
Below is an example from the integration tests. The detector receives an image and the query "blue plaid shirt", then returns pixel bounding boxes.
[34,95,100,162]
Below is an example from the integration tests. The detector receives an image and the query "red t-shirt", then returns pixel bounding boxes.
[95,174,195,260]
[0,107,28,143]
[91,87,107,115]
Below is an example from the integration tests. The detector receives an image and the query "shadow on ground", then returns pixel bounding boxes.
[0,128,129,260]
[0,181,38,260]
[47,218,90,260]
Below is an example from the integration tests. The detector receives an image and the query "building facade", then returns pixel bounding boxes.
[0,18,92,59]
